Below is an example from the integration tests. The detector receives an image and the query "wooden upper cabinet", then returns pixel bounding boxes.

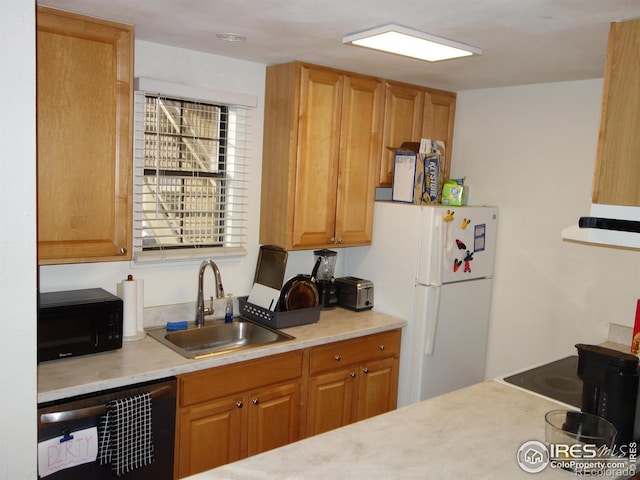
[335,74,383,246]
[423,89,456,184]
[592,18,640,207]
[290,67,343,248]
[260,61,456,247]
[260,62,382,250]
[36,7,133,264]
[378,82,425,186]
[377,81,457,187]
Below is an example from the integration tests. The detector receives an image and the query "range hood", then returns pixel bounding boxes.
[562,204,640,250]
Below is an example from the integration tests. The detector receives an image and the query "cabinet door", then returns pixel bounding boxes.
[378,82,425,186]
[355,356,399,422]
[247,382,301,456]
[593,18,640,206]
[423,90,456,183]
[307,368,356,436]
[36,7,133,264]
[335,74,383,246]
[292,66,343,248]
[177,396,244,478]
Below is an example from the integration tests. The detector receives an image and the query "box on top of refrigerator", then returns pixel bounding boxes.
[390,140,446,205]
[390,142,420,203]
[441,178,469,206]
[420,139,445,204]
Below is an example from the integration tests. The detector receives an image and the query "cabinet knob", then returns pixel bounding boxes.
[236,400,243,408]
[350,371,356,378]
[337,238,343,244]
[119,247,127,255]
[334,355,341,362]
[252,397,259,405]
[362,367,369,374]
[379,344,385,350]
[330,237,336,243]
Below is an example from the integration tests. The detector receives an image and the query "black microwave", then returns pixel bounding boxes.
[38,288,123,362]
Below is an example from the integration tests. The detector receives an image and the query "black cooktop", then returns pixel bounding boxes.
[503,355,582,408]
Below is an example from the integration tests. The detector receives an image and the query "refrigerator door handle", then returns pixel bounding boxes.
[424,287,442,356]
[435,215,445,286]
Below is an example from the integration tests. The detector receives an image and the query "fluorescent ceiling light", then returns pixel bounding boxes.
[343,24,482,62]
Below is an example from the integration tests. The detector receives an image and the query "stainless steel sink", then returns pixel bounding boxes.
[147,318,294,359]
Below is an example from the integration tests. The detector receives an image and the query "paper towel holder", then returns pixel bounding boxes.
[120,274,146,341]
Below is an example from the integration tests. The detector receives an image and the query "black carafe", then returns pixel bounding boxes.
[313,249,338,309]
[576,343,639,447]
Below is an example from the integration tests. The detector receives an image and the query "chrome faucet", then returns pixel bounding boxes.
[195,259,226,327]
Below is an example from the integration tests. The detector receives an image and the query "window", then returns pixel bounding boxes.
[133,79,254,262]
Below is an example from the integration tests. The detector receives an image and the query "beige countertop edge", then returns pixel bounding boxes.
[37,308,406,404]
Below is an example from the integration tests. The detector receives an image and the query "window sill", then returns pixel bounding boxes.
[133,246,247,265]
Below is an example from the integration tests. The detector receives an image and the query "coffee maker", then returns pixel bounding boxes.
[313,249,338,309]
[576,343,639,446]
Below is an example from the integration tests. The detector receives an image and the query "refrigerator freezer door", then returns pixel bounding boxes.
[415,279,493,401]
[417,206,498,286]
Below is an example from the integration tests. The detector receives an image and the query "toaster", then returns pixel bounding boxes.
[334,276,374,311]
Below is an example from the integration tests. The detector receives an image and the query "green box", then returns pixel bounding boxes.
[441,182,468,206]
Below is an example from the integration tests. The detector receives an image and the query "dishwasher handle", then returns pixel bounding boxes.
[39,384,173,425]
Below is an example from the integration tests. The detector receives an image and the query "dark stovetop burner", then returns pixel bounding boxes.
[503,355,582,408]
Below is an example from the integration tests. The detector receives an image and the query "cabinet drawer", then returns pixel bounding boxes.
[179,350,303,407]
[309,330,401,375]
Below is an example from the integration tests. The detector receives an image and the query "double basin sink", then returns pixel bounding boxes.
[147,318,294,359]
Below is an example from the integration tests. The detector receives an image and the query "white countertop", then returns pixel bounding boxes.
[37,307,406,404]
[184,380,633,480]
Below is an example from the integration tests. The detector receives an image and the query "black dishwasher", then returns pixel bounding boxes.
[37,377,176,479]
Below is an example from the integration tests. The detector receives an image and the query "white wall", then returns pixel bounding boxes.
[1,0,37,477]
[451,79,640,378]
[39,41,329,309]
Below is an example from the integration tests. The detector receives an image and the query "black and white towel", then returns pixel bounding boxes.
[98,392,154,476]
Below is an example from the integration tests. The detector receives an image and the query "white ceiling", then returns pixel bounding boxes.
[39,0,640,91]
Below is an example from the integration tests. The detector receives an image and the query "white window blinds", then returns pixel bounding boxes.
[133,81,253,262]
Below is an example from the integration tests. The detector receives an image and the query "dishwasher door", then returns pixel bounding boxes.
[38,377,176,479]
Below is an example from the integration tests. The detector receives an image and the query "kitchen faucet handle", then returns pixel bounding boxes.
[204,296,214,316]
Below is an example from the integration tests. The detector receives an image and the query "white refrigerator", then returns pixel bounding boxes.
[346,201,498,407]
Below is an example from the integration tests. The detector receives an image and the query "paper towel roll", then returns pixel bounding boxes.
[121,275,138,338]
[136,278,144,334]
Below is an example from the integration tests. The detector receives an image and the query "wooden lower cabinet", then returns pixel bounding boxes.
[305,329,401,437]
[307,367,356,434]
[247,382,300,455]
[175,351,302,478]
[175,330,401,477]
[178,395,243,475]
[355,356,399,421]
